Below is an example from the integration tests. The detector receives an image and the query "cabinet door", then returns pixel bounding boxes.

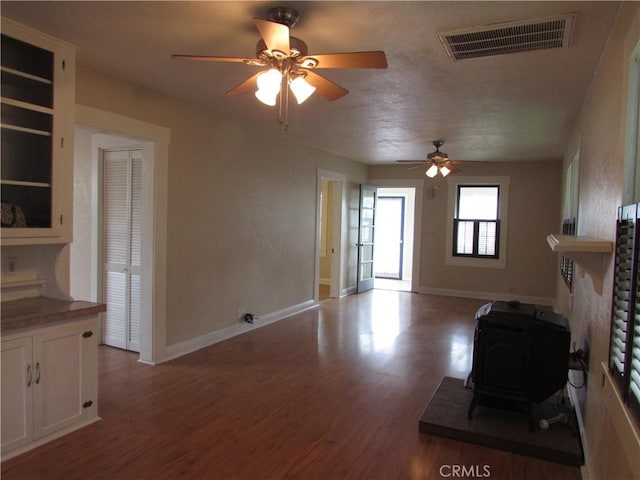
[1,337,34,453]
[1,18,75,245]
[32,324,88,439]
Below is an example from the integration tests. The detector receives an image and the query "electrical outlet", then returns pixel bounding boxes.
[3,257,17,276]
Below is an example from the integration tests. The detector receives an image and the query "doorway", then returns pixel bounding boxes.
[316,170,345,301]
[373,186,417,292]
[70,105,170,364]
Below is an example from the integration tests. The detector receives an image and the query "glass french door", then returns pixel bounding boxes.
[356,184,377,292]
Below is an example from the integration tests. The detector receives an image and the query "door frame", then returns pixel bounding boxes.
[374,195,405,280]
[370,180,424,292]
[315,169,346,300]
[75,105,170,364]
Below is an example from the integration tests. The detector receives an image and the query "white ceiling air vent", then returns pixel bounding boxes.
[438,14,576,61]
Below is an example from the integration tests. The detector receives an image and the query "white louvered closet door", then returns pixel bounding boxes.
[102,149,142,352]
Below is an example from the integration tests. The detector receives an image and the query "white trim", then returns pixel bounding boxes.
[75,104,170,365]
[341,285,357,297]
[419,286,554,306]
[445,176,511,269]
[567,375,591,480]
[160,300,317,363]
[599,362,640,479]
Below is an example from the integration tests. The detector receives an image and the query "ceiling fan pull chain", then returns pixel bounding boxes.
[277,71,283,127]
[284,75,290,132]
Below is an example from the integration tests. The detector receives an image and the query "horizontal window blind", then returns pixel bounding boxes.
[478,221,497,256]
[631,230,640,422]
[453,219,499,258]
[560,218,576,292]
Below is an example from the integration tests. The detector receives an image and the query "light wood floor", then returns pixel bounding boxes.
[2,290,581,480]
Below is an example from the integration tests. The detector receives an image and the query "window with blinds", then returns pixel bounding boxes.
[609,203,640,426]
[453,185,500,258]
[560,218,576,292]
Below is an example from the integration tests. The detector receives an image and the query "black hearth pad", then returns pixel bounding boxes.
[419,377,583,466]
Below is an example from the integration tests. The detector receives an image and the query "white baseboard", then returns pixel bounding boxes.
[160,299,317,363]
[341,285,357,297]
[568,379,592,480]
[418,286,554,306]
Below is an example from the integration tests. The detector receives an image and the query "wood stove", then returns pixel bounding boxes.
[467,301,570,430]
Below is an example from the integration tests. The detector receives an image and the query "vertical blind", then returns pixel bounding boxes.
[609,203,640,424]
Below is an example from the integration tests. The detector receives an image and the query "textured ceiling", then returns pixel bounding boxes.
[1,1,621,164]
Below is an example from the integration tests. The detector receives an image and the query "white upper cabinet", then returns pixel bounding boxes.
[1,18,76,245]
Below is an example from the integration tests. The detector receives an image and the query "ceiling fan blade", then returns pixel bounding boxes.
[226,72,261,96]
[172,54,262,65]
[254,18,290,54]
[300,51,388,69]
[449,159,479,165]
[304,71,349,101]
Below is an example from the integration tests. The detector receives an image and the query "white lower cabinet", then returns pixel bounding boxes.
[1,317,99,460]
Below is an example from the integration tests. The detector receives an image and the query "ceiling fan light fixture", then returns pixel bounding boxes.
[289,76,316,104]
[426,164,439,178]
[257,68,282,94]
[173,7,387,129]
[255,89,278,106]
[439,165,451,177]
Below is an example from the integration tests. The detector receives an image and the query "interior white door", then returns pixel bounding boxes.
[102,149,142,352]
[356,184,377,292]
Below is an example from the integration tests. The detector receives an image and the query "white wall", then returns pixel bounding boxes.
[73,65,368,356]
[369,160,562,303]
[554,3,640,478]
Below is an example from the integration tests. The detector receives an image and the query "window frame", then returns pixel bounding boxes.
[445,176,510,269]
[453,185,500,259]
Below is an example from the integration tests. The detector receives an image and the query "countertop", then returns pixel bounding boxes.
[1,296,106,332]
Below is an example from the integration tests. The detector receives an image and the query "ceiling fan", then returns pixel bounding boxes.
[397,140,463,178]
[172,6,388,128]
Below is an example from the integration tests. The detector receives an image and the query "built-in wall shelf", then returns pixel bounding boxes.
[547,234,613,295]
[546,234,614,254]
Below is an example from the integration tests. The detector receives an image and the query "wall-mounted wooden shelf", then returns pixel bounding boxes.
[546,234,613,254]
[546,234,613,295]
[1,278,47,290]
